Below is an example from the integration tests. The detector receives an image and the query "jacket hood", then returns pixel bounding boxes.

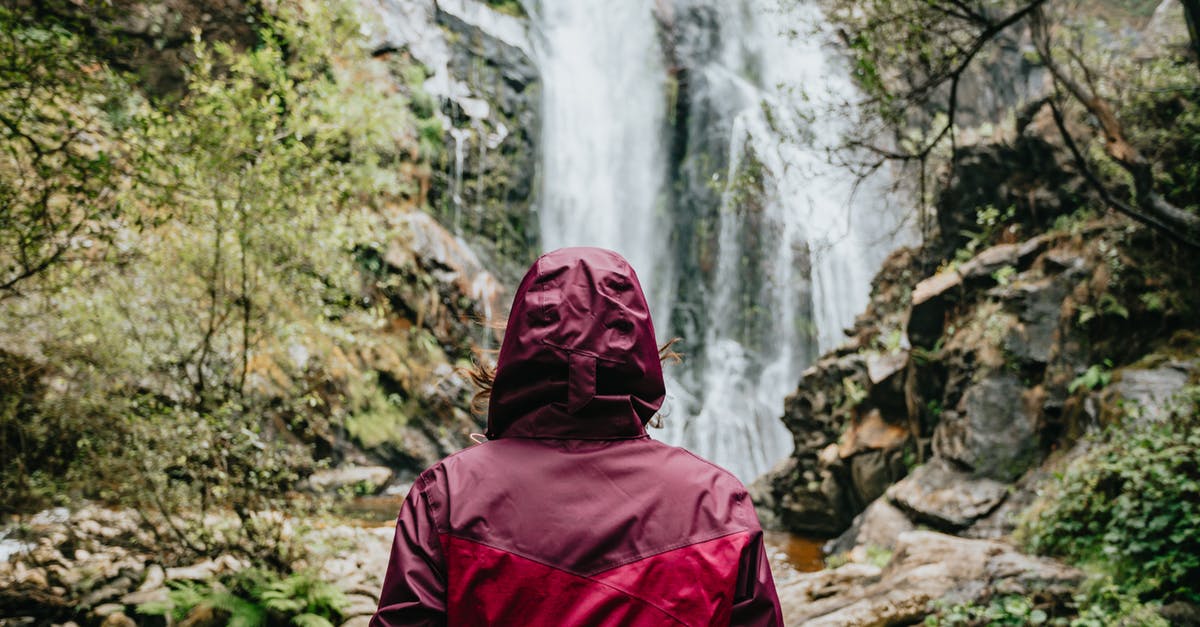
[485,247,665,439]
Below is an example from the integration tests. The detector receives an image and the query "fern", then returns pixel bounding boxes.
[293,614,337,627]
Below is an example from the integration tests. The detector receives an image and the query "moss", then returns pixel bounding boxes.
[344,389,410,449]
[485,0,527,18]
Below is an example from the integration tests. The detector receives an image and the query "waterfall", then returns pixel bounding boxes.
[531,0,903,482]
[527,0,675,323]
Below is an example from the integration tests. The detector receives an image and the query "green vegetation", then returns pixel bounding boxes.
[0,0,444,571]
[485,0,527,18]
[1020,388,1200,606]
[140,568,349,626]
[926,595,1052,626]
[1067,360,1113,394]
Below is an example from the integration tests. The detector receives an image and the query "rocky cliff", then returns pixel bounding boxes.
[753,85,1200,626]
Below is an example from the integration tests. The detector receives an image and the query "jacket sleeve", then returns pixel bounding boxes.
[370,473,447,627]
[731,528,784,626]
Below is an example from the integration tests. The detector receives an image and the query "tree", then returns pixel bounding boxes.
[823,0,1200,249]
[0,8,129,296]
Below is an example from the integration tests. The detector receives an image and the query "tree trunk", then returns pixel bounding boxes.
[1183,0,1200,67]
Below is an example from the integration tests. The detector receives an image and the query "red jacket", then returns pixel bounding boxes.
[371,247,782,626]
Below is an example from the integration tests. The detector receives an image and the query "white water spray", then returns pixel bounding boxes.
[528,0,675,322]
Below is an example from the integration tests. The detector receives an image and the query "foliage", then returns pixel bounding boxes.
[819,0,1200,248]
[926,595,1050,626]
[98,398,321,569]
[1019,393,1200,605]
[485,0,527,18]
[925,584,1167,627]
[140,568,348,627]
[954,205,1015,265]
[0,0,435,565]
[0,8,132,294]
[1067,360,1112,393]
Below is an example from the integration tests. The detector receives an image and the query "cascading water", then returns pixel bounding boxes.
[526,1,675,322]
[531,0,903,482]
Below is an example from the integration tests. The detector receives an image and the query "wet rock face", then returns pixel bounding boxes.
[432,3,541,276]
[360,0,542,281]
[933,375,1039,482]
[759,208,1110,539]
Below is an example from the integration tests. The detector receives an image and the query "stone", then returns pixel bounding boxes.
[99,613,137,627]
[1160,601,1200,626]
[866,351,907,386]
[1101,364,1192,424]
[778,531,1082,626]
[776,563,883,620]
[933,375,1040,481]
[81,576,134,607]
[137,564,165,592]
[825,498,916,557]
[166,559,218,581]
[340,594,379,618]
[1000,276,1070,365]
[911,270,962,307]
[93,603,125,617]
[837,409,909,459]
[847,448,907,509]
[305,466,395,494]
[908,271,961,348]
[957,243,1019,279]
[886,458,1008,531]
[16,566,48,588]
[121,587,169,606]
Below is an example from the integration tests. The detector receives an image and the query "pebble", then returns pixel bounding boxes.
[137,564,165,591]
[99,612,137,627]
[93,603,125,617]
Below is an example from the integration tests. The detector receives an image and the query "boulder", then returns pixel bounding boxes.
[1101,362,1193,424]
[99,612,137,627]
[137,564,165,592]
[165,560,219,582]
[776,563,883,622]
[886,458,1008,531]
[825,498,916,557]
[999,275,1071,365]
[305,466,395,495]
[340,593,380,618]
[779,531,1083,626]
[933,375,1040,481]
[837,409,909,459]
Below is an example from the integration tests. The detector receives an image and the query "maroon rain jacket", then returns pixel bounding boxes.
[370,247,783,626]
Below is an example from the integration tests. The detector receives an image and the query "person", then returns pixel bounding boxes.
[370,247,783,626]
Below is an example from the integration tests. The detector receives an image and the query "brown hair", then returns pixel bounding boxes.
[464,337,683,425]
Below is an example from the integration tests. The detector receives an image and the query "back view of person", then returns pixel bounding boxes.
[371,247,782,626]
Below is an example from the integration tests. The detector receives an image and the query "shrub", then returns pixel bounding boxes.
[1020,388,1200,605]
[140,568,348,627]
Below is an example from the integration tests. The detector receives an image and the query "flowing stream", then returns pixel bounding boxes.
[529,0,902,482]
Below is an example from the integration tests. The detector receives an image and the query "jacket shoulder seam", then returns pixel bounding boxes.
[581,528,752,577]
[674,446,750,490]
